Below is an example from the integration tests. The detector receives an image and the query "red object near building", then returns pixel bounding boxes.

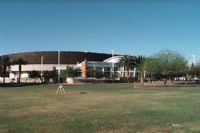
[81,60,87,78]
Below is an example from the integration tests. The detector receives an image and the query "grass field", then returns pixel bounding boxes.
[1,83,200,133]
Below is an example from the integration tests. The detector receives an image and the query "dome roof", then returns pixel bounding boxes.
[5,51,113,64]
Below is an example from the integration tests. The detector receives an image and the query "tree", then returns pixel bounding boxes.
[144,49,188,85]
[60,67,78,79]
[0,56,12,84]
[43,70,58,83]
[60,67,80,83]
[95,70,104,79]
[13,58,27,83]
[86,67,104,79]
[29,70,40,82]
[29,70,40,79]
[136,55,146,83]
[122,55,137,82]
[188,63,200,80]
[86,67,96,78]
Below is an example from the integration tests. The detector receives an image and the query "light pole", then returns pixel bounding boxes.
[111,50,115,87]
[58,51,61,84]
[112,50,114,79]
[40,56,44,83]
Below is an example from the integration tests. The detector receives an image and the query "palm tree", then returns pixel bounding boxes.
[13,58,27,83]
[122,55,131,79]
[136,55,145,83]
[0,56,12,84]
[122,55,137,82]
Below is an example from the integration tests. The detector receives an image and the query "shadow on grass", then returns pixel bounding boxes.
[0,83,46,87]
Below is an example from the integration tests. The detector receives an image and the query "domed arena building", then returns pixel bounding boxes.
[0,51,137,83]
[0,51,112,82]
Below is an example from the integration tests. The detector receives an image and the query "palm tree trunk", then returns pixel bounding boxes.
[127,68,130,83]
[3,77,5,84]
[140,71,144,83]
[18,65,21,83]
[164,79,167,86]
[124,66,129,83]
[3,65,6,84]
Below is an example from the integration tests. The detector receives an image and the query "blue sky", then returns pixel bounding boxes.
[1,0,200,60]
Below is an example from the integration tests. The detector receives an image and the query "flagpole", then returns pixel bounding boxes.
[58,51,60,84]
[112,50,114,88]
[56,51,65,94]
[40,56,43,83]
[112,50,114,78]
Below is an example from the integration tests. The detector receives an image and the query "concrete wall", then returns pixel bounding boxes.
[10,64,76,72]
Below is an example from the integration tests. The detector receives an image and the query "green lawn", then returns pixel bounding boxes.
[1,84,200,133]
